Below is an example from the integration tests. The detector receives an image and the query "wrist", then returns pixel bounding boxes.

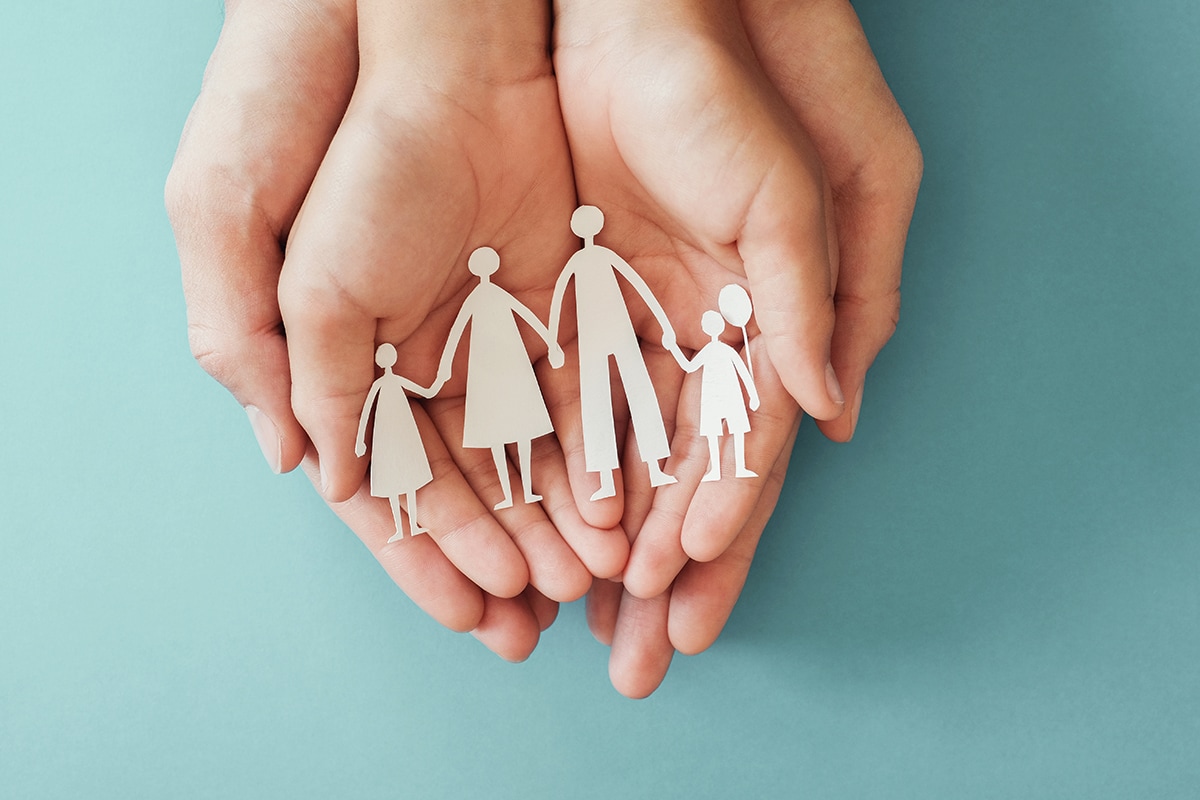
[359,0,552,90]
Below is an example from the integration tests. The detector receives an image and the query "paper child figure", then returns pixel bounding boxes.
[549,205,678,501]
[667,309,761,482]
[355,343,442,541]
[436,246,565,511]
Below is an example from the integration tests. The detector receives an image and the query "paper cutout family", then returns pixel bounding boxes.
[356,206,760,541]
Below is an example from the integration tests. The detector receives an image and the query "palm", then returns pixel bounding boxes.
[280,70,630,607]
[554,29,812,594]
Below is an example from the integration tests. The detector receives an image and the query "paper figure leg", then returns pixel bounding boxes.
[387,495,405,542]
[408,491,430,535]
[702,435,722,483]
[612,346,671,465]
[492,445,515,511]
[578,351,620,474]
[579,350,620,501]
[734,432,757,479]
[609,346,675,487]
[518,439,542,505]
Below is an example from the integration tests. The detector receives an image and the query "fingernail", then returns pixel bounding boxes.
[824,363,845,407]
[245,405,281,474]
[848,385,865,439]
[318,459,330,495]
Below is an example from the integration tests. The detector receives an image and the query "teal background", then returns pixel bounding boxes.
[2,1,1198,797]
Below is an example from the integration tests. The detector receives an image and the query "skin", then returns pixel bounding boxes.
[570,0,922,697]
[166,0,921,689]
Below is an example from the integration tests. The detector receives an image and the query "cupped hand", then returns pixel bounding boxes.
[166,0,587,663]
[554,0,921,695]
[277,0,629,611]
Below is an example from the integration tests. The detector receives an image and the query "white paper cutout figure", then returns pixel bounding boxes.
[549,205,678,501]
[436,246,565,511]
[667,306,761,482]
[355,343,441,541]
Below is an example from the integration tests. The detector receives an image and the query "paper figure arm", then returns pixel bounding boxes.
[510,294,565,368]
[608,249,676,344]
[667,341,698,373]
[733,348,760,411]
[399,375,441,399]
[355,379,383,457]
[435,301,473,386]
[547,261,575,347]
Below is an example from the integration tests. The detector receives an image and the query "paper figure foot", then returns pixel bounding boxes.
[647,461,677,488]
[524,491,543,504]
[410,525,430,536]
[734,468,758,479]
[701,468,721,483]
[387,529,405,543]
[590,470,617,501]
[493,496,514,511]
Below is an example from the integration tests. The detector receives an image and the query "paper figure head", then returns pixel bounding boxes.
[571,205,604,239]
[702,309,725,337]
[468,246,500,277]
[718,284,753,327]
[375,343,398,368]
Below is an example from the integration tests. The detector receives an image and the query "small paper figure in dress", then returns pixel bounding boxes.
[355,343,442,541]
[549,205,678,501]
[436,246,565,511]
[667,292,761,482]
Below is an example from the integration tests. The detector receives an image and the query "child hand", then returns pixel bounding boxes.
[275,0,626,602]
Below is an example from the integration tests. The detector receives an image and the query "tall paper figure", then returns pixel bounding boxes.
[549,205,678,501]
[437,246,565,511]
[355,343,441,541]
[667,304,761,482]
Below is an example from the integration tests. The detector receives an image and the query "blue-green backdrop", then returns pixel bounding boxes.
[2,1,1197,797]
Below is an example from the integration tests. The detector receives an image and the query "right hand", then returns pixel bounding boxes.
[355,441,367,458]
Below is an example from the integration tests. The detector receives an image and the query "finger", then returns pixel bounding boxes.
[586,578,622,646]
[620,366,706,599]
[528,425,630,580]
[608,589,674,699]
[428,394,593,602]
[744,0,922,441]
[540,339,626,529]
[385,399,530,599]
[166,0,356,474]
[524,585,560,632]
[470,593,542,663]
[735,117,843,423]
[668,417,798,655]
[298,446,485,634]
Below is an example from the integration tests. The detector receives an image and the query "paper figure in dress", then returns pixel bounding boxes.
[666,287,761,482]
[435,246,565,511]
[355,343,443,541]
[549,205,678,501]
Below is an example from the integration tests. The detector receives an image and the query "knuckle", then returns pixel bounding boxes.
[187,323,240,388]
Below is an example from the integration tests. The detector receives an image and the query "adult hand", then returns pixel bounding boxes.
[165,0,582,663]
[553,0,921,695]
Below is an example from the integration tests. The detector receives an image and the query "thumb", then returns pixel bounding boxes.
[737,129,845,421]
